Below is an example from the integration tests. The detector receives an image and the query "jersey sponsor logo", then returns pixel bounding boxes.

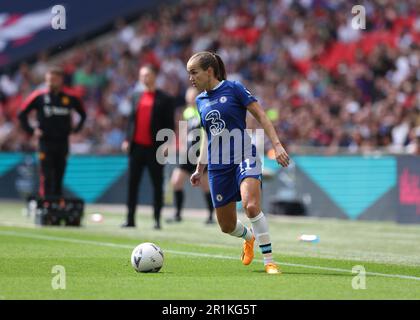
[204,99,219,108]
[43,105,70,117]
[205,110,226,136]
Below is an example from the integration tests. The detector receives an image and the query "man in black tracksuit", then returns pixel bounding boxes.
[121,65,175,229]
[18,66,86,198]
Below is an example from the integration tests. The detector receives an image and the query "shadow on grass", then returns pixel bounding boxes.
[252,270,354,277]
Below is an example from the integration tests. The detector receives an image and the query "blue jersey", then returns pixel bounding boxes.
[196,80,258,170]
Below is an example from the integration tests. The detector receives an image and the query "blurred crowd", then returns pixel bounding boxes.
[0,0,419,155]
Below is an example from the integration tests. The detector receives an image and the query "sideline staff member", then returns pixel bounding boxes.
[18,66,86,197]
[121,65,175,229]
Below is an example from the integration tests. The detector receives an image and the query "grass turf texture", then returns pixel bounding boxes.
[0,201,419,299]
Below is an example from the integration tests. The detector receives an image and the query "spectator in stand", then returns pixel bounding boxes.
[0,0,419,155]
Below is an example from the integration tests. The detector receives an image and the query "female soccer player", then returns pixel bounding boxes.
[187,51,290,274]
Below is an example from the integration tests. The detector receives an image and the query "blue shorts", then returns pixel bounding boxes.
[208,158,262,208]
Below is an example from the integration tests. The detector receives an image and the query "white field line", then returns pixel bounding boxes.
[1,230,420,282]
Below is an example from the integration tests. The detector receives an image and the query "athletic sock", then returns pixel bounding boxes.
[249,212,273,265]
[205,192,214,220]
[174,190,184,218]
[229,220,253,241]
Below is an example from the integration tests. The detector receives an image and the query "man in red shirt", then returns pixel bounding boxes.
[121,65,175,229]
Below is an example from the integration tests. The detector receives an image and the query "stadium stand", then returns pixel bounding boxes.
[0,0,419,155]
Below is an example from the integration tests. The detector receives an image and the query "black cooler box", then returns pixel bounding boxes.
[27,196,84,226]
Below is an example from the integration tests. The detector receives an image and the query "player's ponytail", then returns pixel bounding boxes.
[189,51,227,81]
[213,53,226,81]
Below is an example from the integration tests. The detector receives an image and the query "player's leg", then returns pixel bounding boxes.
[125,145,144,227]
[39,150,54,198]
[208,168,252,242]
[53,148,67,197]
[200,171,214,224]
[148,154,164,230]
[215,201,253,242]
[167,167,188,223]
[240,177,280,274]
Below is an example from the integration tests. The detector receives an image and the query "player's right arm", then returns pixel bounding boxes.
[191,127,207,186]
[18,91,42,136]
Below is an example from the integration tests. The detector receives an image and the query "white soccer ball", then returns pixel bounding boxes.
[131,242,164,273]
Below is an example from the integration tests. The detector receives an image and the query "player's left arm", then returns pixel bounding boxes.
[247,101,290,167]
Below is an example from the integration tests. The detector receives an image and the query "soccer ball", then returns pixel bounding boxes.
[131,242,164,273]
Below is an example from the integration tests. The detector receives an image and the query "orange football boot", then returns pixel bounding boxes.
[241,235,255,265]
[265,262,281,274]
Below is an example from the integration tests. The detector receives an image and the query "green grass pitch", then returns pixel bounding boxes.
[0,201,419,300]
